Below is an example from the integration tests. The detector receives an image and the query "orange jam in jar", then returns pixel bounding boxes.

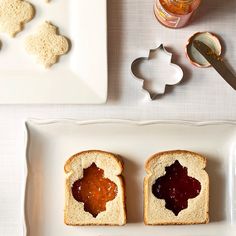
[154,0,201,28]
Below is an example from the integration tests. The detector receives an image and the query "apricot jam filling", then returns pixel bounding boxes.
[152,160,201,216]
[72,163,118,217]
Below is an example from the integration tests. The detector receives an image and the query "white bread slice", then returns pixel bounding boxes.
[64,150,126,226]
[144,150,209,225]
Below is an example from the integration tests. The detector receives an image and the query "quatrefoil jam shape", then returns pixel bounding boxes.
[152,160,201,216]
[72,163,118,217]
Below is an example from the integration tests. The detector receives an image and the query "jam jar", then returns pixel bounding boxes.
[154,0,201,28]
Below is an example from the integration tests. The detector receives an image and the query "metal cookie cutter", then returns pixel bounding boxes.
[131,44,184,100]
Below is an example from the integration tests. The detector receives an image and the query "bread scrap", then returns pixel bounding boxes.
[0,0,35,37]
[64,150,126,226]
[25,21,69,68]
[144,150,209,225]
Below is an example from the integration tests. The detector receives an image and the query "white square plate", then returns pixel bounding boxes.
[0,0,107,104]
[24,120,236,236]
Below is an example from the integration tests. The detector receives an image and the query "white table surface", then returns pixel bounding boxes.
[0,0,236,235]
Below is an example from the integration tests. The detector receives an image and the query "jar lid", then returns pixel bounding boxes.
[185,32,222,68]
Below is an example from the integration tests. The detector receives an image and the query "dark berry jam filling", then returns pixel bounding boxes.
[152,160,201,215]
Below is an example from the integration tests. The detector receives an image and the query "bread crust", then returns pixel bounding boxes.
[145,150,206,173]
[144,150,209,225]
[65,150,124,174]
[64,150,126,226]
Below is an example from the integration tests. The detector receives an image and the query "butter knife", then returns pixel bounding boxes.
[193,40,236,90]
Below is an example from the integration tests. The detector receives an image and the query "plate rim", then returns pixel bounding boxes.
[23,118,236,235]
[25,118,236,127]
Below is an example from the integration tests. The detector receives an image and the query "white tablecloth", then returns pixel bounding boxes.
[0,0,236,235]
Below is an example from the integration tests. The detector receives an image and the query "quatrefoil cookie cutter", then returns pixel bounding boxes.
[131,44,184,100]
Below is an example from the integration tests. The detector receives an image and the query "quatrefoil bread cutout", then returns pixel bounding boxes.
[152,160,201,216]
[0,0,35,37]
[131,44,183,100]
[72,163,118,217]
[25,21,69,68]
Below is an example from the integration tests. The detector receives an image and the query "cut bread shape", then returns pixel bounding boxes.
[25,21,69,68]
[144,150,209,225]
[0,0,35,37]
[64,150,126,226]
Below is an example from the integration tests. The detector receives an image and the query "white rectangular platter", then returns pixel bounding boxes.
[0,0,107,104]
[25,120,236,236]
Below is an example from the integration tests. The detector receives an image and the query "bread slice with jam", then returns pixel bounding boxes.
[64,150,126,226]
[144,150,209,225]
